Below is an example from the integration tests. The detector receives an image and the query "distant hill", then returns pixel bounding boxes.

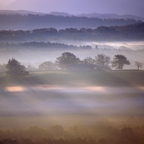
[0,10,143,21]
[0,10,44,15]
[78,13,144,21]
[0,11,142,30]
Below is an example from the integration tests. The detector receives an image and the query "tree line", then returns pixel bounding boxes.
[0,42,92,50]
[36,52,143,71]
[0,22,144,41]
[2,52,143,77]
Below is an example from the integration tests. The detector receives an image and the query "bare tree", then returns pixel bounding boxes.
[135,61,143,70]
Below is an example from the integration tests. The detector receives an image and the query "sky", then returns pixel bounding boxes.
[0,0,144,17]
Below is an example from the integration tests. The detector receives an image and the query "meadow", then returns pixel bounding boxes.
[0,70,144,87]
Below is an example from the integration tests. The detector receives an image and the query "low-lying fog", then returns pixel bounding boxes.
[58,41,144,51]
[0,41,144,69]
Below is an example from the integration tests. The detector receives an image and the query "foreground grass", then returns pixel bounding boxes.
[0,70,144,87]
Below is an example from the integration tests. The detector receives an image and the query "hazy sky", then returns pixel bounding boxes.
[0,0,144,17]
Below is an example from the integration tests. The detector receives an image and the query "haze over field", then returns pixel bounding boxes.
[0,41,144,69]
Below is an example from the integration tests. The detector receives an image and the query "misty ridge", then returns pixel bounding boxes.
[0,12,142,30]
[0,10,144,21]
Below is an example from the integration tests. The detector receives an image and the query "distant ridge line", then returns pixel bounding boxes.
[0,10,143,21]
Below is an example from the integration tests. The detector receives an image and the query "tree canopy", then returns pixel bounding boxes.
[83,57,96,65]
[6,58,29,77]
[56,52,81,70]
[112,55,130,70]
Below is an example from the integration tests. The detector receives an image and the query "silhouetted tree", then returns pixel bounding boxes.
[112,55,130,70]
[39,61,55,70]
[83,57,96,65]
[95,54,105,66]
[95,54,111,67]
[6,58,29,77]
[104,56,111,67]
[56,52,81,70]
[135,61,143,70]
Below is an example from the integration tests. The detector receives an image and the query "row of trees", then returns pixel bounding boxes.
[38,52,141,71]
[38,53,118,71]
[0,22,144,41]
[4,52,143,78]
[0,42,92,50]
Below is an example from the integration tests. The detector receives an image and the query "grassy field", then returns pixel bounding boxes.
[1,70,144,87]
